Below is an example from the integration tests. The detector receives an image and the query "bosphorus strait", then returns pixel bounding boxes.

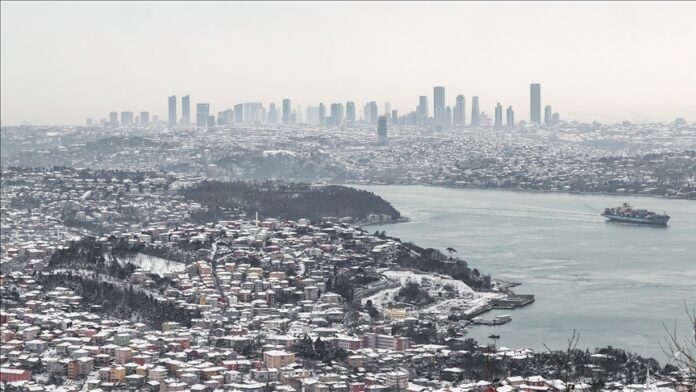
[358,185,696,361]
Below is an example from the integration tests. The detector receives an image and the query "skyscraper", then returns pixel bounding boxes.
[318,103,326,126]
[295,105,303,124]
[544,105,553,126]
[471,96,480,127]
[168,95,177,127]
[220,109,234,125]
[346,101,356,123]
[384,102,391,124]
[121,111,134,125]
[268,103,278,124]
[140,111,149,126]
[234,104,244,123]
[445,106,452,128]
[196,103,210,127]
[391,110,398,125]
[454,95,465,126]
[530,83,541,125]
[306,106,319,124]
[242,102,263,122]
[181,95,190,126]
[506,106,515,129]
[433,86,445,126]
[377,115,388,143]
[417,96,429,125]
[369,101,378,124]
[109,111,119,127]
[494,103,503,129]
[282,98,291,124]
[330,103,344,126]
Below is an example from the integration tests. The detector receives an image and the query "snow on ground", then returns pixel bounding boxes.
[114,252,186,275]
[363,269,502,316]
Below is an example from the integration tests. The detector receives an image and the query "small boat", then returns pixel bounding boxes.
[488,334,500,339]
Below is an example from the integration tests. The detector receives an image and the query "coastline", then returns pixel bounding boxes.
[355,217,411,228]
[344,181,695,201]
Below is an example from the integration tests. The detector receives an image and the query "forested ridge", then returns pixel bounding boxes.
[181,180,401,222]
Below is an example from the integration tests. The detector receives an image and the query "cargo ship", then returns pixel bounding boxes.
[601,203,670,226]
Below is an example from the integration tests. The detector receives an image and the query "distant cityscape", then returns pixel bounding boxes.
[88,84,565,131]
[4,2,696,391]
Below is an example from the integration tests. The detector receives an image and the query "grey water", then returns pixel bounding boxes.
[355,185,696,363]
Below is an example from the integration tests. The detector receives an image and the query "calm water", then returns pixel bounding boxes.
[355,185,696,362]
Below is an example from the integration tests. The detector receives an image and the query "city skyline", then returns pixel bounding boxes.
[2,2,696,125]
[89,84,548,128]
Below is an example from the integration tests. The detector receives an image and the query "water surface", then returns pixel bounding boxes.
[356,185,696,362]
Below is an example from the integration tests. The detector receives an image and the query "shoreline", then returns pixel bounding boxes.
[346,182,695,201]
[355,217,411,228]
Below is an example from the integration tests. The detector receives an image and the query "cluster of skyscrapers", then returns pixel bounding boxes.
[93,83,559,130]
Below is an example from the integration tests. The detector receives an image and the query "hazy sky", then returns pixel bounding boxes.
[2,1,696,125]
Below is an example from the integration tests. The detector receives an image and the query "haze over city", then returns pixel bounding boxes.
[2,1,696,126]
[3,2,696,391]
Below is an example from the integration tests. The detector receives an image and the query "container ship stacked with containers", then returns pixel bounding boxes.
[601,203,670,226]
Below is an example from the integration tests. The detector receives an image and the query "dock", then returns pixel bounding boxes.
[491,294,535,309]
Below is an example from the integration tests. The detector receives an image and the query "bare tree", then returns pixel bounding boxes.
[661,302,696,387]
[544,329,581,388]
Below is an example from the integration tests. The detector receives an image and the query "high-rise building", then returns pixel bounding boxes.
[181,95,190,126]
[392,110,398,125]
[86,118,93,126]
[454,95,465,126]
[471,97,480,127]
[207,115,216,127]
[196,103,210,127]
[494,103,503,129]
[552,112,560,126]
[506,106,515,129]
[295,105,303,124]
[417,96,429,125]
[306,106,319,124]
[121,111,134,125]
[109,112,119,127]
[433,86,445,126]
[377,115,388,142]
[168,95,177,127]
[545,105,553,126]
[219,109,233,125]
[318,103,326,126]
[268,103,278,124]
[234,104,244,123]
[241,102,264,123]
[282,99,291,124]
[384,102,391,124]
[445,106,452,128]
[346,102,356,123]
[329,103,344,126]
[369,101,378,124]
[140,111,149,126]
[530,83,541,125]
[480,111,491,126]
